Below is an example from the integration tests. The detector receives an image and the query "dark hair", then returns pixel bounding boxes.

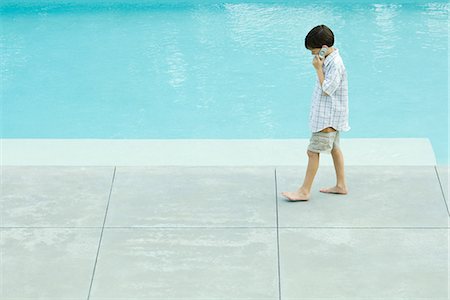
[305,25,334,49]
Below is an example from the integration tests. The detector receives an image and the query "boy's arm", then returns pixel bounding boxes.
[315,68,326,90]
[321,64,342,96]
[312,55,328,96]
[313,55,342,96]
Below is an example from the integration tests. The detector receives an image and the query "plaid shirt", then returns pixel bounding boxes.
[309,48,350,133]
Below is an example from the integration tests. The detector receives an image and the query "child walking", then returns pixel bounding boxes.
[282,25,350,201]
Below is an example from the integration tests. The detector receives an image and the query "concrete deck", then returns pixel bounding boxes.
[1,138,449,299]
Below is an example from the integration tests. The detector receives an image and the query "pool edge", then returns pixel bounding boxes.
[0,138,437,166]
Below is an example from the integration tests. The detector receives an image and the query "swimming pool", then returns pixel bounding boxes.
[1,0,448,163]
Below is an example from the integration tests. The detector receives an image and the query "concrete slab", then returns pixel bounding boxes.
[279,228,449,299]
[105,167,277,227]
[1,138,437,166]
[1,167,114,227]
[0,228,101,299]
[276,166,449,227]
[89,228,279,299]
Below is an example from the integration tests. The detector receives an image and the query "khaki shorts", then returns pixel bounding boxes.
[308,131,340,154]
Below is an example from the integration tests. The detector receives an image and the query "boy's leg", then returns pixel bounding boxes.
[320,146,348,194]
[302,150,320,191]
[281,150,319,201]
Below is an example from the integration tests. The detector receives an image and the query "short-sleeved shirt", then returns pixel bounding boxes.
[309,48,350,133]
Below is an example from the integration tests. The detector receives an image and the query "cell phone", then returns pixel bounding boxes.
[318,46,328,59]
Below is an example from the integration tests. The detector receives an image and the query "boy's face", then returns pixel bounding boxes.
[309,48,321,55]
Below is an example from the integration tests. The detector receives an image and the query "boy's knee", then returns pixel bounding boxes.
[331,146,341,154]
[307,150,319,157]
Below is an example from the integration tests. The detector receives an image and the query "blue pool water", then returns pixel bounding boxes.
[1,0,448,162]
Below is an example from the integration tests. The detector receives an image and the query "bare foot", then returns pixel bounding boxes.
[319,186,348,195]
[281,190,310,201]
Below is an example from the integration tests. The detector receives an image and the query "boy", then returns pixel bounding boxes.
[282,25,350,201]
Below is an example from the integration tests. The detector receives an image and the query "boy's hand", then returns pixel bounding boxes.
[312,55,324,69]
